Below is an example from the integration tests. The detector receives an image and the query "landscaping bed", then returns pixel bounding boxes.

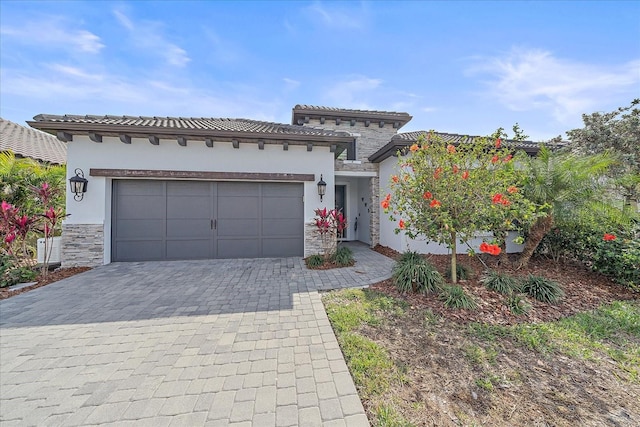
[323,247,639,426]
[0,267,91,300]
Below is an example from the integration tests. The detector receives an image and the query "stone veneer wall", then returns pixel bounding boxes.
[369,176,380,247]
[61,223,104,267]
[304,119,397,173]
[304,221,337,257]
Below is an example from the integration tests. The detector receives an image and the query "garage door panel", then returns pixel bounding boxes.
[167,181,210,196]
[262,239,303,257]
[166,219,211,238]
[217,197,258,219]
[116,196,165,219]
[166,197,210,219]
[166,240,211,259]
[262,219,300,237]
[117,180,164,196]
[217,219,258,237]
[115,219,165,238]
[262,197,303,218]
[218,182,259,196]
[217,238,260,258]
[262,183,300,197]
[115,240,164,261]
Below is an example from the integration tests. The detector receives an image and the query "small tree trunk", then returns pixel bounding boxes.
[517,215,554,268]
[450,231,457,283]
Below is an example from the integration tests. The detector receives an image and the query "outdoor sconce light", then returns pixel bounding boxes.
[69,168,88,201]
[317,174,327,202]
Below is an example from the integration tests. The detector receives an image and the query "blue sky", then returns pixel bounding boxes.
[1,1,638,141]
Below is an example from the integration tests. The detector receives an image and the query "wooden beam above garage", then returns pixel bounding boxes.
[89,168,315,182]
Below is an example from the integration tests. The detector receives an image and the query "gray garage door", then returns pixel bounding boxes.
[112,180,304,261]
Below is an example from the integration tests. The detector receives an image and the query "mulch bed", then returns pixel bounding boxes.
[371,245,638,325]
[0,267,92,300]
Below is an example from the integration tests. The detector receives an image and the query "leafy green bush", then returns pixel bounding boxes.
[506,294,531,315]
[537,202,639,290]
[591,236,640,291]
[440,285,477,310]
[306,254,325,268]
[481,270,518,294]
[1,256,37,287]
[445,263,472,280]
[392,251,444,294]
[520,274,564,303]
[332,246,354,266]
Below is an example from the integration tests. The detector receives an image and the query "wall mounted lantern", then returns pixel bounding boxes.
[317,174,327,202]
[69,168,88,201]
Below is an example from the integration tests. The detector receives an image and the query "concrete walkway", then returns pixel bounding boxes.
[0,243,393,426]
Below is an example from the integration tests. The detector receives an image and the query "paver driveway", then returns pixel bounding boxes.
[0,244,393,426]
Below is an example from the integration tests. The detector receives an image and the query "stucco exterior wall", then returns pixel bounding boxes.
[64,136,336,265]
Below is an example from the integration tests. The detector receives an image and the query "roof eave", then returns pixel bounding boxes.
[292,108,412,129]
[26,121,355,146]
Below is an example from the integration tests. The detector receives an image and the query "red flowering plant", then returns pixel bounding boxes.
[383,131,535,282]
[313,207,347,261]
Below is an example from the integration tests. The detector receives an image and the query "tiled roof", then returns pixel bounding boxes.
[369,130,546,163]
[30,114,351,139]
[293,105,411,118]
[392,130,542,150]
[0,118,67,164]
[292,105,412,129]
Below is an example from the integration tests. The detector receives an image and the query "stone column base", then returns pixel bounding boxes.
[61,223,104,267]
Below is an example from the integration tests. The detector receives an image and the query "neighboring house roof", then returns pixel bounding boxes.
[28,115,355,148]
[369,130,547,163]
[292,105,412,129]
[0,117,67,164]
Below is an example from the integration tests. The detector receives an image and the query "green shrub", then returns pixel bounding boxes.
[440,285,477,310]
[481,270,518,295]
[1,264,37,288]
[506,294,531,315]
[392,251,444,294]
[520,274,564,303]
[591,237,640,291]
[537,203,639,290]
[332,246,354,266]
[306,254,325,268]
[445,263,472,280]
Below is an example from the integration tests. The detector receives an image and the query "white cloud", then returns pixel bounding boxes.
[1,18,104,53]
[283,78,301,91]
[304,1,367,30]
[0,64,278,120]
[468,48,640,123]
[112,9,190,67]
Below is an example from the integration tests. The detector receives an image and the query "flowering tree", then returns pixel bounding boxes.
[314,207,347,260]
[382,132,533,283]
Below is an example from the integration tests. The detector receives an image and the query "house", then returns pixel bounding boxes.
[1,118,67,164]
[28,106,539,267]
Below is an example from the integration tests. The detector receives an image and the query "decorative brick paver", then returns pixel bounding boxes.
[0,243,390,426]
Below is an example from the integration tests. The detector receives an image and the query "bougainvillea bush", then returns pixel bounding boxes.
[382,133,537,282]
